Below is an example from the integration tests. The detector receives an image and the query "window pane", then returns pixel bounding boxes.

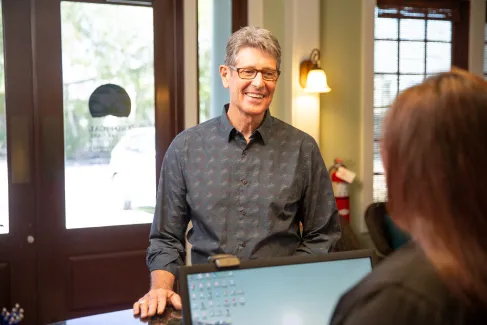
[375,41,398,73]
[374,74,398,108]
[375,18,398,39]
[426,20,452,42]
[426,42,451,74]
[374,7,454,202]
[399,75,424,92]
[374,107,388,140]
[0,4,7,235]
[198,0,232,123]
[373,174,387,202]
[373,141,383,174]
[399,19,425,40]
[61,2,155,229]
[399,41,425,73]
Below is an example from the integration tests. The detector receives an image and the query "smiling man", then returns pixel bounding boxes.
[133,26,341,319]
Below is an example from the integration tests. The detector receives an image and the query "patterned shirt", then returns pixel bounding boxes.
[147,105,341,276]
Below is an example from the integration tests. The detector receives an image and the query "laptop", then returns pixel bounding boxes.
[179,249,377,325]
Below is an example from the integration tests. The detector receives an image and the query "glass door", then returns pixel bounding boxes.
[31,0,184,323]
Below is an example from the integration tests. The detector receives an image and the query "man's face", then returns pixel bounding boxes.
[220,47,278,117]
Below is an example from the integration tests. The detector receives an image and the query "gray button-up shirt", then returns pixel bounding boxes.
[147,105,341,276]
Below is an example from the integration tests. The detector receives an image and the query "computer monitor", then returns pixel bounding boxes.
[179,249,377,325]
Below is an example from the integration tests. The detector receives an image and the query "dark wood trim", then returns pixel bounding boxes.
[153,0,185,186]
[175,0,185,134]
[62,0,151,6]
[1,0,38,323]
[232,0,248,32]
[452,0,469,70]
[31,0,68,322]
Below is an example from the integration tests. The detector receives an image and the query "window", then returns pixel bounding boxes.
[197,0,248,123]
[198,0,232,123]
[61,1,155,228]
[373,1,468,202]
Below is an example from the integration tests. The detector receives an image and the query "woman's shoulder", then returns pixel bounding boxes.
[330,243,484,325]
[352,243,450,303]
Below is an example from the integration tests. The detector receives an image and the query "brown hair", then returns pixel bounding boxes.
[382,68,487,306]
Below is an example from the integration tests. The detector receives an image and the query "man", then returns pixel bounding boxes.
[133,26,341,318]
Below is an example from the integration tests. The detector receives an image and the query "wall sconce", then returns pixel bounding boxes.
[299,48,331,93]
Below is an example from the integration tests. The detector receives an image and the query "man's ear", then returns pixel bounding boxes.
[220,65,230,88]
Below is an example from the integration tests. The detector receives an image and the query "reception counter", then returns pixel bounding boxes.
[49,307,182,325]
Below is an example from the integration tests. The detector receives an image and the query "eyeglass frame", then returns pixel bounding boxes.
[227,65,280,81]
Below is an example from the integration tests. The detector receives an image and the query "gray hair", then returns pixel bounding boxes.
[224,26,282,70]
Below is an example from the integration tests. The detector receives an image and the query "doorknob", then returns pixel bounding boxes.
[27,235,35,244]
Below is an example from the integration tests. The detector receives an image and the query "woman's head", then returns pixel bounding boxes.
[382,68,487,305]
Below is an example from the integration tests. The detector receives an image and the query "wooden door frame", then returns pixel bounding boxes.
[30,0,184,323]
[232,0,248,32]
[0,0,37,323]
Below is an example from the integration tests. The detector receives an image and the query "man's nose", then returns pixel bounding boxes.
[251,72,264,87]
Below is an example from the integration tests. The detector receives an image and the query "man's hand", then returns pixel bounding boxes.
[133,270,181,318]
[133,288,182,318]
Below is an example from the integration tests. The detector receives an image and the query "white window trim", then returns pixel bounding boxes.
[360,0,376,233]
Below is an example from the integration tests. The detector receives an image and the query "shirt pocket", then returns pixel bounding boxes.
[258,173,303,231]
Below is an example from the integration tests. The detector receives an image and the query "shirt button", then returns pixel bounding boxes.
[242,179,248,185]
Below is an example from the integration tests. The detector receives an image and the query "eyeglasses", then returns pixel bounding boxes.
[228,65,280,81]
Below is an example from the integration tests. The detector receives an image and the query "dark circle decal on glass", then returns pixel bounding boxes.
[88,84,131,118]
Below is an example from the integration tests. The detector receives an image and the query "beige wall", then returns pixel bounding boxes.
[320,0,366,236]
[263,0,288,122]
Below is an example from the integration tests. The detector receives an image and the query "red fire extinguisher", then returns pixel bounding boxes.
[329,158,351,222]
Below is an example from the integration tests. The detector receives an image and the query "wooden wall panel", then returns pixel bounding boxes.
[0,263,10,309]
[68,250,147,311]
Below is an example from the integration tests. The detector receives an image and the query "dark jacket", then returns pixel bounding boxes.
[330,243,487,325]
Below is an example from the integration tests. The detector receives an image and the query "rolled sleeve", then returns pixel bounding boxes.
[294,137,341,255]
[146,133,190,277]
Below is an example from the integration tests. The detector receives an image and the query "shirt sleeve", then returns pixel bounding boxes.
[330,286,444,325]
[294,137,341,256]
[146,133,190,277]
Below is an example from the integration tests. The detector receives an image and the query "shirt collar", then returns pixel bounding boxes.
[219,104,273,145]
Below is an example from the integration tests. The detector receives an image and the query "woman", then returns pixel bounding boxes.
[330,68,487,325]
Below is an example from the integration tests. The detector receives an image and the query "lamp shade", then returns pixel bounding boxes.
[305,69,331,93]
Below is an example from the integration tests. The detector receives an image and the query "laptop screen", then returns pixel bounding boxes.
[184,257,372,325]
